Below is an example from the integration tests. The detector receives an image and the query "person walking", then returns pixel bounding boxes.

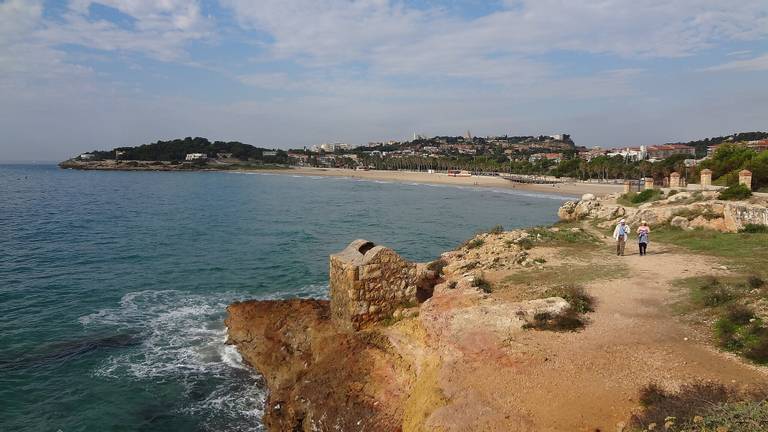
[637,220,650,256]
[613,219,630,256]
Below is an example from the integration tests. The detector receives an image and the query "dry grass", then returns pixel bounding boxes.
[501,262,628,288]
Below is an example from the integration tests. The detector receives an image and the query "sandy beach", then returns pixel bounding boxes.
[257,167,623,197]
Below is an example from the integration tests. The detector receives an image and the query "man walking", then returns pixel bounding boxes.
[613,219,630,256]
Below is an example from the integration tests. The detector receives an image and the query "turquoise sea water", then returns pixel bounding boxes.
[0,165,568,431]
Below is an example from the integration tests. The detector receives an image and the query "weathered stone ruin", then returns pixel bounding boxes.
[329,239,438,331]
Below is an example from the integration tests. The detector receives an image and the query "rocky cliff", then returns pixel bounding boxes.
[225,238,572,431]
[558,191,768,232]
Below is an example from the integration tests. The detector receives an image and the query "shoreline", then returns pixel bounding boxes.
[58,160,622,197]
[249,167,623,197]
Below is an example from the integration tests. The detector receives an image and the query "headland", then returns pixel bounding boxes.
[226,189,768,431]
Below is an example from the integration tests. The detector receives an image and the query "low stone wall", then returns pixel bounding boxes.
[329,239,437,331]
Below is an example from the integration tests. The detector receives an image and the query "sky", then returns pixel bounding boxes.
[1,0,767,161]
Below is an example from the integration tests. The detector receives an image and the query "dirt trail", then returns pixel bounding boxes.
[424,226,768,431]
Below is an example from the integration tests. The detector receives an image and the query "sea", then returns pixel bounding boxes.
[0,164,569,431]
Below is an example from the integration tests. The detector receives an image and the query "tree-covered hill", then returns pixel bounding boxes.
[673,132,768,158]
[88,137,287,163]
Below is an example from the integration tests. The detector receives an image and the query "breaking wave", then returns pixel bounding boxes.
[79,284,327,430]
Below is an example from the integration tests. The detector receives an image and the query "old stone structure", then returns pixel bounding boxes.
[623,181,632,194]
[644,178,655,190]
[669,172,681,188]
[701,169,712,189]
[329,239,437,331]
[739,169,753,190]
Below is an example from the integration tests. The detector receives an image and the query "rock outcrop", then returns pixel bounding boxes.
[226,238,576,431]
[558,191,768,233]
[225,299,410,431]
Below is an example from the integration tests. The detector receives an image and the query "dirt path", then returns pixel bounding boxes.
[423,227,768,431]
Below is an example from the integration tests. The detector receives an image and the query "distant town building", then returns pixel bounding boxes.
[78,153,95,160]
[606,145,647,161]
[646,144,695,159]
[216,152,233,159]
[185,153,207,161]
[262,151,277,157]
[529,153,562,163]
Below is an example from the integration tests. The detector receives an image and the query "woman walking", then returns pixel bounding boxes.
[637,221,650,256]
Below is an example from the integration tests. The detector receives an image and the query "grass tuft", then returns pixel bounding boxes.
[473,275,492,293]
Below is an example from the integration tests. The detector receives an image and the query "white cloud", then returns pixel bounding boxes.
[705,53,768,72]
[2,0,768,161]
[224,0,768,65]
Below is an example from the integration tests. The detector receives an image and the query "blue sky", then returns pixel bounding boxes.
[1,0,767,161]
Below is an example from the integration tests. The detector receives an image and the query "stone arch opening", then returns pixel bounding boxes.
[357,241,375,255]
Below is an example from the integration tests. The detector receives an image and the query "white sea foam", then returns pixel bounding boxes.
[79,283,328,429]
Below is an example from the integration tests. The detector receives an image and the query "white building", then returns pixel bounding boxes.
[262,151,277,157]
[605,146,647,161]
[78,153,95,160]
[185,153,207,161]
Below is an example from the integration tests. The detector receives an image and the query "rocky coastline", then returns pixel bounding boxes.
[58,159,288,171]
[225,193,768,431]
[226,234,571,431]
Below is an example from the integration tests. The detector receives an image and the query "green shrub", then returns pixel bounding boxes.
[725,304,755,325]
[631,188,662,203]
[545,284,595,314]
[739,223,768,233]
[744,336,768,364]
[718,183,752,200]
[702,287,733,307]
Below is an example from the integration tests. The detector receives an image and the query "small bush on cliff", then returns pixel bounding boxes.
[523,309,585,332]
[487,225,504,234]
[463,238,484,250]
[747,275,765,289]
[545,284,595,314]
[427,258,447,276]
[718,183,752,200]
[740,223,768,233]
[473,275,492,293]
[515,237,534,250]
